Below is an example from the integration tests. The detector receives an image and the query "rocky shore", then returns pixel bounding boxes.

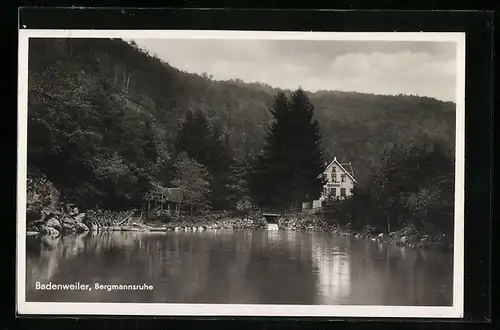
[28,210,452,251]
[26,204,137,237]
[136,212,269,231]
[26,207,271,237]
[277,213,453,250]
[27,204,89,237]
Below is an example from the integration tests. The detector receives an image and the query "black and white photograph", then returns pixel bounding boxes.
[17,30,465,318]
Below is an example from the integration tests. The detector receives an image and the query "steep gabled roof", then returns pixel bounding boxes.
[339,161,355,178]
[317,157,357,183]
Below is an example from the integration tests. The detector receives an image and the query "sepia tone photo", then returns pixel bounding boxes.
[17,30,465,317]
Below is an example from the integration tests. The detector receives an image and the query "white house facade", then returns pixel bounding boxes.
[318,157,357,202]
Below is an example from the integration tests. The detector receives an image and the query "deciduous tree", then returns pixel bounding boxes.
[172,152,212,215]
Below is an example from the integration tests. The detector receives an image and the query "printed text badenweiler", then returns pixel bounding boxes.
[35,281,154,291]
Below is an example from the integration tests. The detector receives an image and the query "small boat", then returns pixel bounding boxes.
[149,227,167,232]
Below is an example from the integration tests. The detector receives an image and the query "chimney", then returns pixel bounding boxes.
[334,156,337,161]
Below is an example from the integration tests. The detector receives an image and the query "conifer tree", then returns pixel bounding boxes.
[250,89,324,209]
[207,121,231,209]
[287,88,325,207]
[250,91,294,208]
[175,109,212,164]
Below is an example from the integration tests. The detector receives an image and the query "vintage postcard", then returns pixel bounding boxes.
[17,29,465,318]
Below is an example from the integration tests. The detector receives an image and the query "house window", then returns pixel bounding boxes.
[332,174,337,182]
[341,174,346,182]
[322,174,327,182]
[340,188,346,197]
[332,188,336,197]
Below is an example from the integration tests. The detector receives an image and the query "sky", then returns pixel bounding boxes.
[130,38,457,102]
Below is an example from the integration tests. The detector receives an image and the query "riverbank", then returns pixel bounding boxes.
[26,206,452,250]
[276,213,453,250]
[26,208,270,237]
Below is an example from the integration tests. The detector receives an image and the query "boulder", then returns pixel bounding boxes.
[75,222,89,233]
[45,217,62,231]
[62,216,75,225]
[74,213,86,223]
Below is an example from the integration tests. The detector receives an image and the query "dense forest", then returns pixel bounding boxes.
[326,136,455,235]
[27,38,456,234]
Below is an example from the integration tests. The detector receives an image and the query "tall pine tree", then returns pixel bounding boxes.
[250,89,324,209]
[250,91,293,208]
[288,88,325,207]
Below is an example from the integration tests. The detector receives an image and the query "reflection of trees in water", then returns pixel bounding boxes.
[27,231,317,303]
[26,232,156,302]
[243,230,318,305]
[310,234,352,304]
[410,247,453,306]
[348,239,453,306]
[26,233,89,288]
[26,231,452,305]
[186,230,255,303]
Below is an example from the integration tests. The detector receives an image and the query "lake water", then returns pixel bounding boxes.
[25,230,453,305]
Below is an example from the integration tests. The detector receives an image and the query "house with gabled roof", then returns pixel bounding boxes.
[313,157,357,207]
[147,187,183,217]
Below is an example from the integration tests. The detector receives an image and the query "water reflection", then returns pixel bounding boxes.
[311,235,351,304]
[26,230,453,306]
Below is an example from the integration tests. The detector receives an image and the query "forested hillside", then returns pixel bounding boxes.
[27,38,456,210]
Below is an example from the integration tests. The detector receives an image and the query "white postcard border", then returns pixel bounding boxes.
[17,29,466,318]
